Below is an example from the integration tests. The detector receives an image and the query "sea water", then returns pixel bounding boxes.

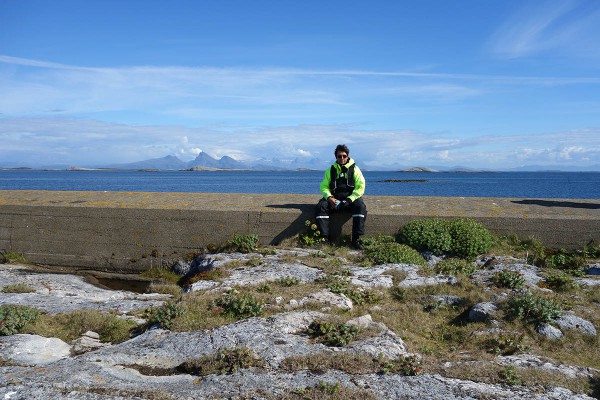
[0,169,598,199]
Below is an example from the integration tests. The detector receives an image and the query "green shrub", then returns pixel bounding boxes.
[434,258,476,276]
[500,366,522,386]
[361,234,395,247]
[486,333,529,355]
[377,353,423,376]
[364,242,426,266]
[583,240,600,258]
[507,291,563,323]
[0,305,40,336]
[544,272,579,292]
[543,249,586,276]
[398,218,453,255]
[448,218,494,259]
[390,287,407,302]
[276,276,302,287]
[398,218,493,259]
[299,220,326,247]
[228,233,259,253]
[215,289,264,319]
[145,302,186,330]
[492,270,526,289]
[307,320,359,347]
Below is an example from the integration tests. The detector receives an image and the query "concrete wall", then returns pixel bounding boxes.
[1,190,598,272]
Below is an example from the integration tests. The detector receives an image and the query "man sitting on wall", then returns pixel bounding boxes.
[315,144,367,249]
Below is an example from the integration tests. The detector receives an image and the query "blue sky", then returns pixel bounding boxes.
[1,0,599,170]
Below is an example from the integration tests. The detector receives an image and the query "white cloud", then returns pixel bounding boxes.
[438,150,450,160]
[0,117,598,169]
[489,0,600,59]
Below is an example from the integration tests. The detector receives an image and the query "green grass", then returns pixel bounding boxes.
[0,251,29,264]
[1,283,36,293]
[24,310,137,343]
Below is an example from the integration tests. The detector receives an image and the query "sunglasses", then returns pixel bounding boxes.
[336,154,348,159]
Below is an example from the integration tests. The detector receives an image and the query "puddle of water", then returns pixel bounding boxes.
[88,276,155,294]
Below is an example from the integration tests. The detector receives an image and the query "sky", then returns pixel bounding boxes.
[1,0,600,170]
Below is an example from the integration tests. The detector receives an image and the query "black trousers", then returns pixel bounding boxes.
[315,197,367,239]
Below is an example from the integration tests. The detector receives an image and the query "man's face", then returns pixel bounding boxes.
[336,151,349,165]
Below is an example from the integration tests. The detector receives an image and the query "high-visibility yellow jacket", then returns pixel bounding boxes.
[320,158,366,202]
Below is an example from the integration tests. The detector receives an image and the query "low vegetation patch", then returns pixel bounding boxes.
[1,283,36,293]
[492,270,526,289]
[434,258,476,276]
[0,251,29,264]
[398,218,494,259]
[140,267,181,285]
[285,381,377,400]
[485,333,530,355]
[145,302,186,330]
[299,220,326,247]
[507,290,564,323]
[281,352,422,376]
[306,320,359,347]
[25,309,136,343]
[276,276,302,287]
[177,347,264,376]
[0,305,40,336]
[543,271,580,292]
[215,289,264,319]
[362,235,426,266]
[227,233,259,253]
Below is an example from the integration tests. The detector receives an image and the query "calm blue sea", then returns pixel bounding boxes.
[0,170,599,199]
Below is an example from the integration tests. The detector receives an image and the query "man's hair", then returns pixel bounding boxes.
[334,144,350,157]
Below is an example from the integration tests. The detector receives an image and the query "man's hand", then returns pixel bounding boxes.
[328,196,338,207]
[339,199,352,210]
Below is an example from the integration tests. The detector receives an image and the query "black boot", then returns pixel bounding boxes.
[351,235,363,250]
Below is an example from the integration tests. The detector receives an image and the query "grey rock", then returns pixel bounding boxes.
[189,258,323,292]
[171,259,192,276]
[471,257,544,289]
[468,302,498,322]
[498,354,599,378]
[422,251,446,267]
[553,314,597,336]
[70,331,110,355]
[297,289,353,310]
[428,295,464,306]
[0,264,168,315]
[536,322,564,339]
[576,278,600,287]
[0,334,71,365]
[0,363,593,400]
[399,273,458,288]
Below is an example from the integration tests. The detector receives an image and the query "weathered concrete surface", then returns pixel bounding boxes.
[1,190,598,272]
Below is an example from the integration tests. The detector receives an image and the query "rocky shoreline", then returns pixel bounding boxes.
[1,248,599,399]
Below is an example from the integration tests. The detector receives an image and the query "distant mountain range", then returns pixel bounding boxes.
[102,152,328,171]
[2,152,599,172]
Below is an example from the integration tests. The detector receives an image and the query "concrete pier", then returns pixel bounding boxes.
[1,190,598,272]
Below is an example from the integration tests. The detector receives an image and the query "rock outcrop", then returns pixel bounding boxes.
[1,250,598,399]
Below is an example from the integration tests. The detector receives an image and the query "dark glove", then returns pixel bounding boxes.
[338,199,352,210]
